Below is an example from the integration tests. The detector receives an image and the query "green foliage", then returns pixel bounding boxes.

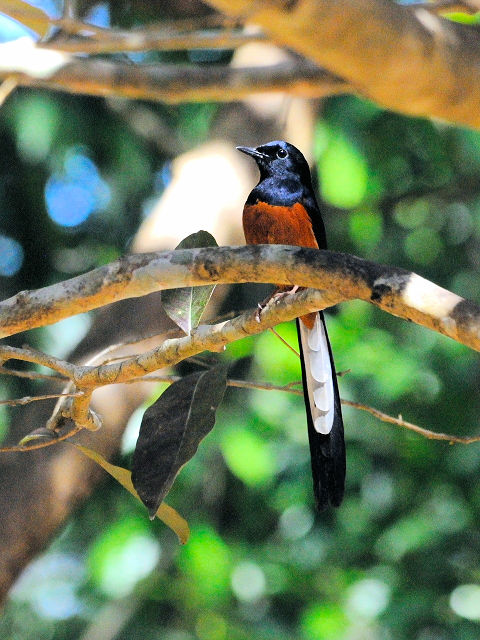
[301,603,348,639]
[178,525,233,606]
[221,427,276,486]
[88,515,160,598]
[316,126,369,208]
[444,12,480,24]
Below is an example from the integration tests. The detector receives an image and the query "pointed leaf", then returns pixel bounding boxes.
[131,364,228,518]
[72,444,190,544]
[162,230,218,334]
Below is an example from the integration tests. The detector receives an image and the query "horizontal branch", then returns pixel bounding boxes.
[2,54,348,103]
[44,26,266,54]
[121,373,480,444]
[1,245,479,352]
[4,366,479,452]
[205,0,480,130]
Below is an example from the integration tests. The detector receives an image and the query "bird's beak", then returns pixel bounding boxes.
[236,146,265,160]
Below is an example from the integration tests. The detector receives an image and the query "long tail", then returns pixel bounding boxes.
[296,312,345,511]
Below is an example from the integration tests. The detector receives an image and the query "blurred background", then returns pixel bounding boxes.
[1,2,480,640]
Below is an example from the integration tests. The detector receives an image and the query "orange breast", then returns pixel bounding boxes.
[243,201,318,328]
[243,201,319,249]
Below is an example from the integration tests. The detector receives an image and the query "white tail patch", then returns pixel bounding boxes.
[299,313,335,435]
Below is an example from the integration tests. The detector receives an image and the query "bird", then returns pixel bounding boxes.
[237,140,345,511]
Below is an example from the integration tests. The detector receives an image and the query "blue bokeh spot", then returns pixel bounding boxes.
[45,148,111,228]
[0,235,24,276]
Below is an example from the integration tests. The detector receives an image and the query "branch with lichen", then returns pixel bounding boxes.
[1,246,478,347]
[0,245,479,448]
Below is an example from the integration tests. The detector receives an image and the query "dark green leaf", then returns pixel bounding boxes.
[131,364,228,518]
[161,230,218,334]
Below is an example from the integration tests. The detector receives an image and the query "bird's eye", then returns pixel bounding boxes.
[276,148,288,159]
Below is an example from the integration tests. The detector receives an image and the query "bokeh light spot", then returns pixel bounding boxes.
[301,603,348,640]
[318,132,368,209]
[349,209,383,252]
[14,95,60,162]
[346,578,391,619]
[11,552,85,620]
[394,198,430,229]
[221,428,275,486]
[96,534,160,598]
[279,504,314,540]
[45,148,111,228]
[231,562,266,602]
[361,472,394,512]
[405,227,442,265]
[450,584,480,620]
[45,178,95,226]
[0,234,23,276]
[179,526,232,606]
[89,517,161,599]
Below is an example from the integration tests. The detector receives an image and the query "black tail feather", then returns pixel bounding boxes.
[296,314,346,511]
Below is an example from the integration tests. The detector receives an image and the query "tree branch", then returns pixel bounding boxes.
[1,54,348,103]
[43,25,266,54]
[0,245,477,441]
[4,0,480,127]
[205,0,480,130]
[1,245,478,351]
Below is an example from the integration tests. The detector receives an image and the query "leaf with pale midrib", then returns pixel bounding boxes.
[131,364,228,518]
[161,230,218,334]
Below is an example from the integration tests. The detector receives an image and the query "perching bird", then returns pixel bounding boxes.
[237,140,345,511]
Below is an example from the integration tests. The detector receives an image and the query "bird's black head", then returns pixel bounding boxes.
[237,140,311,183]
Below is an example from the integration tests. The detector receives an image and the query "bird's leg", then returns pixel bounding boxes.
[255,285,300,323]
[271,285,299,300]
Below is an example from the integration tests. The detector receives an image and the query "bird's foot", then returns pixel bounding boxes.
[255,285,300,323]
[271,285,299,301]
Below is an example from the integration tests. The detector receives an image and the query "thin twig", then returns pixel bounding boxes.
[0,392,83,408]
[50,14,243,39]
[0,310,240,382]
[0,424,82,453]
[342,399,480,444]
[128,373,480,444]
[3,57,349,105]
[269,327,300,357]
[0,366,67,382]
[44,26,265,54]
[75,310,239,366]
[130,372,305,395]
[1,370,478,451]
